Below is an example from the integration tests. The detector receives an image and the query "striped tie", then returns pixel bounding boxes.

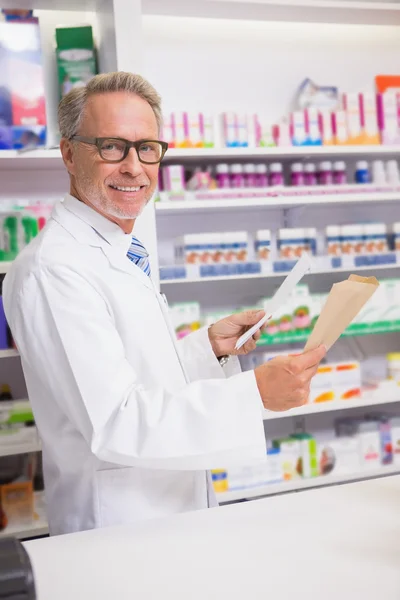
[127,236,151,277]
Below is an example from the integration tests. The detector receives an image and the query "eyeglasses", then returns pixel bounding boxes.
[70,136,168,164]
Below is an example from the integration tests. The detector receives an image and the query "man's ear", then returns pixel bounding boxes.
[60,138,76,176]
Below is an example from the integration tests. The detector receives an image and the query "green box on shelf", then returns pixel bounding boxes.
[56,25,97,99]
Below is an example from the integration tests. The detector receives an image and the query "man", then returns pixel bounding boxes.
[3,72,325,536]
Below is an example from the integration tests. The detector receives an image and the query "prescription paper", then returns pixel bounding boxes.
[304,274,379,352]
[235,253,312,350]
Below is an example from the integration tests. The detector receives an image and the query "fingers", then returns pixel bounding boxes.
[253,329,262,342]
[289,345,326,373]
[241,338,257,354]
[231,309,265,326]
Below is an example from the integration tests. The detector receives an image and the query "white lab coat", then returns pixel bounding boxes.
[3,195,266,536]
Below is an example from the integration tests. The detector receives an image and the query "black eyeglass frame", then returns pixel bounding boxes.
[70,136,169,164]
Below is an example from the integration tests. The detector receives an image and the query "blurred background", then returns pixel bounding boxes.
[0,0,400,538]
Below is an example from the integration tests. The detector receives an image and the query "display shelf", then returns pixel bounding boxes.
[216,464,400,504]
[0,263,12,275]
[0,349,19,359]
[156,190,400,215]
[143,0,400,26]
[0,149,62,171]
[257,320,400,346]
[162,145,400,162]
[263,392,400,420]
[2,145,400,171]
[0,0,97,10]
[160,254,400,285]
[0,438,41,458]
[0,491,48,540]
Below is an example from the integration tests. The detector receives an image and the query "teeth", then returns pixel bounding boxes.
[112,185,140,192]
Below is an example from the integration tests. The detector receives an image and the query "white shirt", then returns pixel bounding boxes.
[3,195,266,535]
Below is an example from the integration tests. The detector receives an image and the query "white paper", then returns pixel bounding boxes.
[235,253,312,350]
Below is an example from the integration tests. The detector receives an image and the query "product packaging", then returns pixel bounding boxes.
[291,111,307,146]
[375,76,400,145]
[161,114,175,148]
[162,165,185,194]
[272,437,301,480]
[56,25,97,99]
[332,110,348,144]
[292,433,318,478]
[1,480,34,528]
[201,115,215,148]
[317,427,361,476]
[358,421,381,469]
[319,110,334,145]
[221,112,237,147]
[390,417,400,465]
[255,230,271,260]
[343,92,362,145]
[326,225,341,256]
[340,225,364,255]
[173,112,189,147]
[304,107,322,145]
[359,92,380,145]
[0,17,47,148]
[211,469,228,493]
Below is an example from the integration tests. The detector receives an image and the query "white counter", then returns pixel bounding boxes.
[25,476,400,600]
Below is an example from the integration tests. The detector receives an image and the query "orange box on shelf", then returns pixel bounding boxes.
[0,480,34,529]
[333,361,361,400]
[309,364,335,403]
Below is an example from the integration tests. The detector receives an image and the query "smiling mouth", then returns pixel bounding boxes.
[109,184,143,192]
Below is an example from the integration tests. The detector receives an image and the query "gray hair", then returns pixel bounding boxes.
[58,72,162,139]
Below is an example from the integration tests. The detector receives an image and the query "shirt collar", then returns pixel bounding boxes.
[62,194,132,252]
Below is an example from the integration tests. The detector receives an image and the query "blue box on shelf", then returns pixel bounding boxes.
[273,260,297,273]
[159,266,187,281]
[354,253,397,268]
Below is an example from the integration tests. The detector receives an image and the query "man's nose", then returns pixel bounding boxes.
[119,147,144,176]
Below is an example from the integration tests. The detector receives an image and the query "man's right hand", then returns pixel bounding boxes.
[254,345,326,412]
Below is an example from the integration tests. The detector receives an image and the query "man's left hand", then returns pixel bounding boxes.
[208,310,267,357]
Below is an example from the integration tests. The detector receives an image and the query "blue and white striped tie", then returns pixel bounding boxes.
[127,236,151,277]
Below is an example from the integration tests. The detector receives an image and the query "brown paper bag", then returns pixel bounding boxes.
[304,274,379,352]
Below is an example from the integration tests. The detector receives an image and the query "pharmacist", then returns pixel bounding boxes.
[3,72,326,536]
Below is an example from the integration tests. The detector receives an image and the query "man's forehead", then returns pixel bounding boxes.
[80,92,158,137]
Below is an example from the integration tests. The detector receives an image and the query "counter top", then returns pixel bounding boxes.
[25,475,400,600]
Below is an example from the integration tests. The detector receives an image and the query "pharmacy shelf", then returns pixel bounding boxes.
[217,464,400,504]
[0,492,48,540]
[2,145,400,170]
[163,145,400,162]
[0,430,41,458]
[0,349,19,359]
[156,190,400,215]
[0,440,41,458]
[160,257,400,285]
[263,393,400,420]
[0,263,12,275]
[143,0,400,26]
[257,321,400,346]
[0,149,62,171]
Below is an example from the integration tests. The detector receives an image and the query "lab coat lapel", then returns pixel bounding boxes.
[53,199,154,292]
[101,244,154,291]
